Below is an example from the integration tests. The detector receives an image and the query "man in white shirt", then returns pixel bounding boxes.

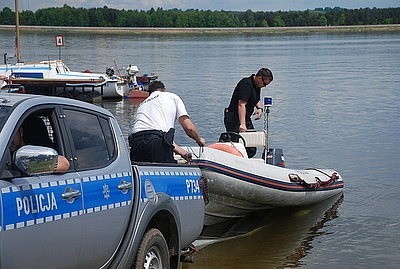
[129,81,205,163]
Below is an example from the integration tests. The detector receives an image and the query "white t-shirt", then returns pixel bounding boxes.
[132,91,189,133]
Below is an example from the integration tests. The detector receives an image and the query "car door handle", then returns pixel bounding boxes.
[118,180,132,194]
[62,187,81,202]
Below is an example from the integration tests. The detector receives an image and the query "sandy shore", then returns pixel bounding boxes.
[1,24,399,34]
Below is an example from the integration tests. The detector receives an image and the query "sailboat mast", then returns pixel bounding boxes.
[15,0,21,62]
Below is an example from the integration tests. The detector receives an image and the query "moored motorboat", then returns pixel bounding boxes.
[186,131,344,225]
[0,61,128,99]
[122,65,157,102]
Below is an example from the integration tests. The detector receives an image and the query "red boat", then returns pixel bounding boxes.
[123,73,158,102]
[124,88,149,102]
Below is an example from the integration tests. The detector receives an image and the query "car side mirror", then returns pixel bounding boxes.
[14,145,69,175]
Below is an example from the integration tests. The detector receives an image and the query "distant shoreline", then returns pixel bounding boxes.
[1,24,400,34]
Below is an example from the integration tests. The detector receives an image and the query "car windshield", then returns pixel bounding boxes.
[0,106,11,132]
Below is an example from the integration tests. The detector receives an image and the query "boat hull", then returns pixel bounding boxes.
[124,89,149,101]
[0,61,127,99]
[192,146,344,225]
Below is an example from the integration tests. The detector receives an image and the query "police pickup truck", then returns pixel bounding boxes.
[0,93,205,269]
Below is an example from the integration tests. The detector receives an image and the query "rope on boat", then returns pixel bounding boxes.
[198,176,209,205]
[186,145,204,159]
[288,172,340,189]
[306,168,335,178]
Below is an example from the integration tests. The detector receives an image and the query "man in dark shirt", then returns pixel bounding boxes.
[224,68,273,157]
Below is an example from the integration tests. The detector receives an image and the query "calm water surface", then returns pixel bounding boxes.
[1,30,399,268]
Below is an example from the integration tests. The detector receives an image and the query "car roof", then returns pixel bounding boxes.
[0,92,36,107]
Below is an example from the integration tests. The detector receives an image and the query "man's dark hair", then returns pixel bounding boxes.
[256,68,273,81]
[148,81,165,94]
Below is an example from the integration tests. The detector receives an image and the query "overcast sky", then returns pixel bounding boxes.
[1,0,399,12]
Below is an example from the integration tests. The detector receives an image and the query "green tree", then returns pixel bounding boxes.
[273,15,286,27]
[261,19,269,27]
[0,7,15,25]
[243,9,256,27]
[20,10,36,25]
[318,15,328,26]
[0,7,14,25]
[337,12,346,25]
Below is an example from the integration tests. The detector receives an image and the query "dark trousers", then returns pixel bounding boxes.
[129,129,176,163]
[223,108,257,158]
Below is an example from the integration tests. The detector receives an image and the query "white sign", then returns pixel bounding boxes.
[55,35,64,47]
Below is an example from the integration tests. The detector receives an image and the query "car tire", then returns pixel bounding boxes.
[135,228,170,269]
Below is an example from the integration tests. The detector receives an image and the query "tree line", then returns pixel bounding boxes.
[0,5,399,28]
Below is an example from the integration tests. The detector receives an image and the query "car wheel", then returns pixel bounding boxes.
[135,228,170,269]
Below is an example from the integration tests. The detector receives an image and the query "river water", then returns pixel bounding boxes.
[1,29,400,268]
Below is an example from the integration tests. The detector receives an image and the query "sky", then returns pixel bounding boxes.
[0,0,399,12]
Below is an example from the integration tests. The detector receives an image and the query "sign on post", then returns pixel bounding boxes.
[55,35,64,60]
[55,35,64,47]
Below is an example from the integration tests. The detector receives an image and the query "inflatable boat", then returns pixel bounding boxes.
[186,131,344,225]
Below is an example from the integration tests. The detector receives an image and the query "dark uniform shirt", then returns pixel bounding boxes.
[225,75,261,131]
[224,74,261,158]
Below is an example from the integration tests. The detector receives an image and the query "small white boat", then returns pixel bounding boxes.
[185,131,344,225]
[0,60,128,99]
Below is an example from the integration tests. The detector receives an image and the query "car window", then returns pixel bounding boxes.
[23,115,57,150]
[99,117,116,159]
[63,109,115,170]
[0,109,61,179]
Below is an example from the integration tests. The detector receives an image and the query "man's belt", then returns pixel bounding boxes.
[130,128,175,147]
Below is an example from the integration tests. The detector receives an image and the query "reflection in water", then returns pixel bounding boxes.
[185,194,344,269]
[282,194,343,268]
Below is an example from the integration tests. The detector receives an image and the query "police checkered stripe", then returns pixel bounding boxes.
[84,200,131,215]
[1,171,133,193]
[139,170,201,176]
[140,195,202,203]
[4,210,82,231]
[2,178,81,193]
[82,172,132,183]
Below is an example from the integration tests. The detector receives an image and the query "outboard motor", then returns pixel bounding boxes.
[106,67,115,77]
[264,148,285,167]
[126,65,140,88]
[126,65,139,76]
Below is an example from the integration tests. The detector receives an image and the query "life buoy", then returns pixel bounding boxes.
[207,143,244,157]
